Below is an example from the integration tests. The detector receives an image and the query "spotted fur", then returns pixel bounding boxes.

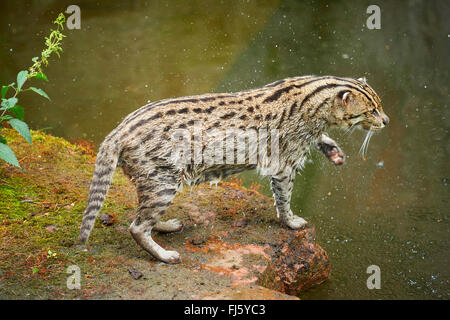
[79,75,389,264]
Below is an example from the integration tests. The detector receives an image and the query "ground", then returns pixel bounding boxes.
[0,128,329,299]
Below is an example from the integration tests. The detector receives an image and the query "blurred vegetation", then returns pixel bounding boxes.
[0,13,65,167]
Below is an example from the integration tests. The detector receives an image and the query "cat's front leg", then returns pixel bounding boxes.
[270,167,307,230]
[316,133,345,165]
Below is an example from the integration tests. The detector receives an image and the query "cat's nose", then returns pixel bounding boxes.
[382,115,390,126]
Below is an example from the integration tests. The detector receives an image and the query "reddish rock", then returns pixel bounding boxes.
[197,285,299,300]
[182,226,329,296]
[258,227,330,295]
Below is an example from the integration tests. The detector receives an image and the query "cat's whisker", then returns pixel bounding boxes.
[344,124,357,136]
[359,130,374,158]
[359,131,369,157]
[343,121,360,138]
[366,131,373,156]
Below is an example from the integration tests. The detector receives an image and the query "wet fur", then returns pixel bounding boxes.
[79,75,388,264]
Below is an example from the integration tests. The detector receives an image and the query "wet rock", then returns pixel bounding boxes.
[177,185,331,297]
[258,227,330,295]
[197,285,299,300]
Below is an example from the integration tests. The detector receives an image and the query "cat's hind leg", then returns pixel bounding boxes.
[129,174,182,264]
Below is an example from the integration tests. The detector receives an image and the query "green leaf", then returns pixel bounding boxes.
[1,85,10,99]
[0,97,18,110]
[0,115,13,122]
[10,105,24,121]
[31,57,39,62]
[17,70,28,90]
[0,142,20,167]
[0,135,6,144]
[34,72,48,82]
[8,118,32,145]
[29,87,50,100]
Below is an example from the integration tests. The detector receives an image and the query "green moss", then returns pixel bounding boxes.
[0,128,139,299]
[0,177,39,219]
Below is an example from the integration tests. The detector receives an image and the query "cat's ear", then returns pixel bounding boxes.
[338,90,352,106]
[358,76,367,84]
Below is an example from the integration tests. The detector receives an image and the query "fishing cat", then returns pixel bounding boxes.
[79,75,389,264]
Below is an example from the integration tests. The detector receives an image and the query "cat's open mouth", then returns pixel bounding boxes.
[361,122,383,131]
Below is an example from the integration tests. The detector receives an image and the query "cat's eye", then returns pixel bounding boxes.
[371,109,379,116]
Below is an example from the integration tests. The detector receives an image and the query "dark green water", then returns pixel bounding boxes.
[1,0,449,299]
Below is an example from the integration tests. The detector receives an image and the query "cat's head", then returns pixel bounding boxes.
[331,77,389,131]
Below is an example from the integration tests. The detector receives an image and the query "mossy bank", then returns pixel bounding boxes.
[0,128,329,299]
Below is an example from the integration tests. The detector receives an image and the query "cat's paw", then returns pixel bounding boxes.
[154,219,183,233]
[285,215,308,230]
[316,136,345,166]
[327,146,345,166]
[160,250,181,264]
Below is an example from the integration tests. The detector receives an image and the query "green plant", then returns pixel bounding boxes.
[0,13,66,167]
[47,249,57,259]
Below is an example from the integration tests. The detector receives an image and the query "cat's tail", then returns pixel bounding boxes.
[79,139,121,244]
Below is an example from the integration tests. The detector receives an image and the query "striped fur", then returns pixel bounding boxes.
[79,75,388,264]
